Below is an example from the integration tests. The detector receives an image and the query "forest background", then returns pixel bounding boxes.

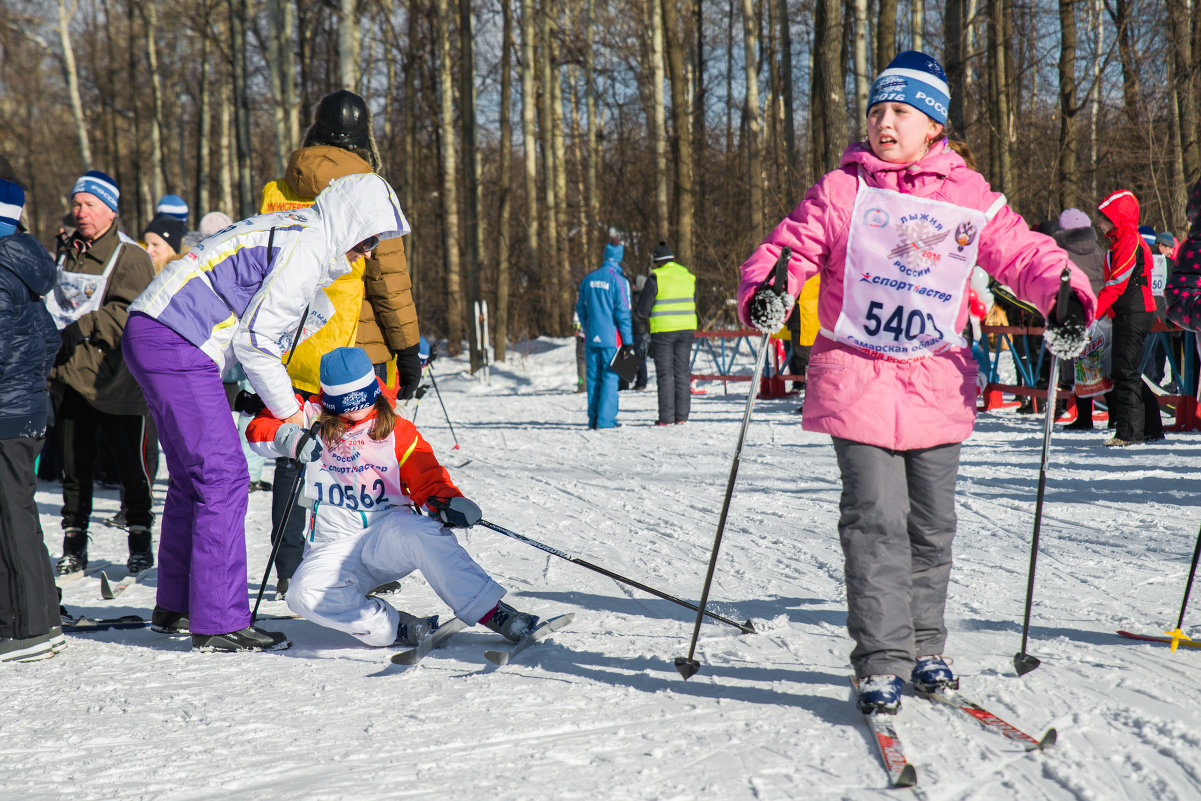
[0,0,1191,364]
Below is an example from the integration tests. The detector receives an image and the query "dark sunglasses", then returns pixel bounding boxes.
[351,235,380,254]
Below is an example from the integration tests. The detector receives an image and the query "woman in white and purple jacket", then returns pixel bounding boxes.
[738,52,1096,714]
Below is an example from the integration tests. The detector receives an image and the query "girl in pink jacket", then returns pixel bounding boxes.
[738,51,1095,715]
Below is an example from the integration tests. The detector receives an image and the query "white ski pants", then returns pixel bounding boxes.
[286,512,506,647]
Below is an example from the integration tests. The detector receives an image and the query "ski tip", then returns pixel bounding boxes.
[674,656,700,680]
[391,650,419,666]
[895,764,918,788]
[1033,728,1058,750]
[484,650,510,666]
[1013,652,1041,677]
[100,571,116,600]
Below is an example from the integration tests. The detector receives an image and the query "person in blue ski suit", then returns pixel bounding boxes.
[575,242,633,429]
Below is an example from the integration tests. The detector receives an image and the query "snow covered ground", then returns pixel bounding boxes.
[7,337,1201,801]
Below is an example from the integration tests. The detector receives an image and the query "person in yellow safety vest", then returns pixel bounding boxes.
[637,242,698,425]
[258,89,422,599]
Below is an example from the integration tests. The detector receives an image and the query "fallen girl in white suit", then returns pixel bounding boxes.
[247,346,538,647]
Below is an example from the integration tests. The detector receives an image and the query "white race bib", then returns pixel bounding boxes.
[830,170,990,361]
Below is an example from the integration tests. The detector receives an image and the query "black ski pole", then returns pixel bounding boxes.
[425,365,461,450]
[478,520,755,633]
[1014,268,1072,676]
[251,420,320,624]
[675,247,791,679]
[1164,520,1201,651]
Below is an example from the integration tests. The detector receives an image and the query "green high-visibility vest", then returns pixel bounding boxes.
[649,261,698,333]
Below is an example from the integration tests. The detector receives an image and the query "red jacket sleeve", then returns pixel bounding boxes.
[391,416,461,507]
[244,393,308,458]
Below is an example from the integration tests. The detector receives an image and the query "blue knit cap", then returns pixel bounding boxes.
[0,179,24,237]
[320,347,380,414]
[867,51,950,125]
[71,170,120,211]
[1138,225,1157,248]
[155,194,189,223]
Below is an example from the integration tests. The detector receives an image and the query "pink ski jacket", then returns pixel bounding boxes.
[737,141,1097,450]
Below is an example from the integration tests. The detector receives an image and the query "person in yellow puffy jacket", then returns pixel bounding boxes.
[259,89,422,596]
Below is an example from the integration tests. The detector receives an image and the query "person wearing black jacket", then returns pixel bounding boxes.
[1054,208,1107,429]
[0,178,66,662]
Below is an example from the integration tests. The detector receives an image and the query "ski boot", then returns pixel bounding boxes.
[192,626,290,652]
[55,528,88,575]
[857,675,904,715]
[394,611,439,646]
[126,527,155,574]
[911,655,958,693]
[482,601,539,642]
[150,605,190,634]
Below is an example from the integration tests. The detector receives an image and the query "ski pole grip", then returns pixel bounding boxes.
[771,246,792,296]
[1054,267,1071,322]
[293,420,321,462]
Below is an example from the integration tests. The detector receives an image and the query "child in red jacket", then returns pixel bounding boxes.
[247,347,538,647]
[1096,189,1164,446]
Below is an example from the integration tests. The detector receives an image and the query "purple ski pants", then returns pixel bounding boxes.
[123,313,251,635]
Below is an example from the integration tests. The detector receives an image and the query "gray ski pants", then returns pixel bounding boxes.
[832,437,961,678]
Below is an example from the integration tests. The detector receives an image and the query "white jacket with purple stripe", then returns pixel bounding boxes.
[130,173,409,420]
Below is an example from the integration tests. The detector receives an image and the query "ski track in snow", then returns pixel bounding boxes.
[6,337,1201,800]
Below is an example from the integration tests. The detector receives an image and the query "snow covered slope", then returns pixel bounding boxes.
[7,337,1201,800]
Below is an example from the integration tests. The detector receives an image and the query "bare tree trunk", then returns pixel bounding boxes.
[661,0,694,265]
[553,51,571,332]
[1056,0,1079,210]
[778,0,796,178]
[141,2,166,202]
[404,0,420,299]
[943,0,966,135]
[584,0,598,263]
[196,7,212,214]
[649,0,669,242]
[268,0,297,175]
[340,0,361,90]
[228,0,253,218]
[1113,0,1140,126]
[539,5,560,320]
[852,0,869,137]
[1168,68,1188,229]
[460,0,482,369]
[1089,0,1102,199]
[57,0,92,168]
[520,0,540,288]
[911,0,923,50]
[811,0,846,177]
[740,0,763,233]
[436,0,465,355]
[496,0,514,361]
[1166,0,1199,188]
[219,73,234,217]
[987,0,1012,196]
[875,0,896,72]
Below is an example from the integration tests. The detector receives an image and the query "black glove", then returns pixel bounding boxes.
[427,496,481,528]
[748,285,795,334]
[394,343,422,400]
[1044,294,1088,359]
[617,344,636,360]
[414,385,429,400]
